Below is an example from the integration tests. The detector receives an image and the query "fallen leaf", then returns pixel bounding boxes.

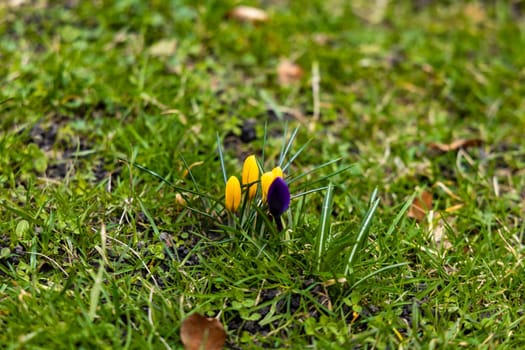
[429,217,452,251]
[149,38,177,57]
[444,203,464,213]
[433,181,462,201]
[180,313,226,350]
[463,3,486,24]
[321,277,347,287]
[175,193,187,206]
[408,191,432,222]
[393,327,404,342]
[161,109,187,125]
[17,288,32,302]
[3,0,27,7]
[159,232,174,248]
[228,6,268,23]
[183,161,204,178]
[351,0,388,24]
[428,139,483,152]
[104,29,133,51]
[312,33,331,45]
[277,60,303,86]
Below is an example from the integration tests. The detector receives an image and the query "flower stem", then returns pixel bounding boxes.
[274,214,283,232]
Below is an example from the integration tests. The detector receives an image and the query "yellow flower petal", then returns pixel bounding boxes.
[242,155,259,199]
[225,176,241,212]
[261,171,276,202]
[272,166,283,179]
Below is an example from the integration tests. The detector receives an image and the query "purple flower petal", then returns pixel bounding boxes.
[267,177,290,217]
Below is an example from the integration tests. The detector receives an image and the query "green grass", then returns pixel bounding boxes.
[1,1,524,349]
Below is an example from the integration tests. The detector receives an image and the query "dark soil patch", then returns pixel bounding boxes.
[25,114,120,184]
[222,110,303,160]
[29,121,58,151]
[0,234,25,276]
[46,162,70,180]
[412,0,434,12]
[0,235,28,280]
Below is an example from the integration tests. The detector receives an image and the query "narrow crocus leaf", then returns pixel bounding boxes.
[261,171,276,202]
[242,155,259,199]
[225,176,241,212]
[267,177,290,218]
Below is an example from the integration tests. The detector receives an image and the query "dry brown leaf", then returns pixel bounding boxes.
[433,181,462,201]
[408,191,432,222]
[277,60,303,86]
[17,288,32,302]
[149,39,177,57]
[183,161,204,178]
[444,204,464,213]
[321,277,347,287]
[1,0,29,7]
[429,217,452,251]
[175,193,187,206]
[159,232,174,248]
[351,0,388,24]
[463,3,486,24]
[180,313,226,350]
[312,33,331,45]
[161,109,187,125]
[428,139,483,152]
[228,6,268,23]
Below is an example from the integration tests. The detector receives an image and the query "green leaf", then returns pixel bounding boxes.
[15,220,30,241]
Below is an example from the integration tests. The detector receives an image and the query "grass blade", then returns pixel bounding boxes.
[179,154,200,192]
[278,123,289,166]
[286,158,342,185]
[126,160,203,196]
[291,186,329,200]
[260,89,283,121]
[316,182,334,272]
[279,126,299,167]
[261,123,267,164]
[282,138,312,173]
[290,164,355,189]
[351,262,410,289]
[138,198,160,239]
[345,188,380,276]
[216,133,228,184]
[385,193,416,238]
[88,264,105,321]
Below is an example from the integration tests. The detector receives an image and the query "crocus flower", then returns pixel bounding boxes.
[272,166,283,179]
[261,167,284,201]
[261,171,275,201]
[267,177,290,231]
[225,176,241,212]
[242,155,259,199]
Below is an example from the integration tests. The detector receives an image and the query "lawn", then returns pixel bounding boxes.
[1,1,524,349]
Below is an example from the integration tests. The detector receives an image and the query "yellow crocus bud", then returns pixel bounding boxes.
[261,171,276,201]
[242,155,259,199]
[225,176,241,212]
[272,166,283,179]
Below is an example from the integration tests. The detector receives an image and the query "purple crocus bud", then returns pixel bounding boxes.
[267,177,290,231]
